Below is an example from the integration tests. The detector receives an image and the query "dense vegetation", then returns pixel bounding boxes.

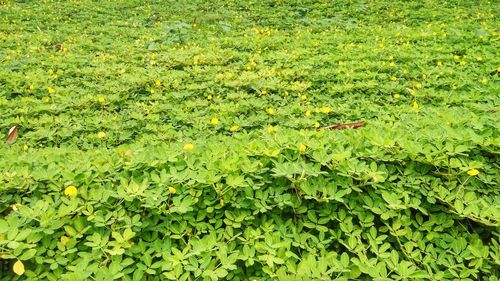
[1,0,499,280]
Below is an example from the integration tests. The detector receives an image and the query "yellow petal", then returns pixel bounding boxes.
[299,144,307,153]
[13,260,25,276]
[64,186,78,197]
[60,236,70,245]
[183,143,194,152]
[412,101,419,109]
[321,107,331,114]
[168,186,177,194]
[467,169,479,176]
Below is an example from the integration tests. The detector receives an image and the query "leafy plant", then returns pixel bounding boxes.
[0,0,499,280]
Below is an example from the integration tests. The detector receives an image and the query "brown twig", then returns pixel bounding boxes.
[320,121,366,130]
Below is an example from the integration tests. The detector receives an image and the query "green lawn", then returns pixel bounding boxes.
[0,0,499,280]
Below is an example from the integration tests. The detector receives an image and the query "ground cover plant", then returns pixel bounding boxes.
[1,0,499,280]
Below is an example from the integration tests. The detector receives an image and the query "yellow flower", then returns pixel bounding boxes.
[321,107,331,114]
[155,80,161,87]
[47,87,55,94]
[183,143,194,152]
[60,236,70,245]
[98,96,105,103]
[299,144,307,154]
[168,186,177,194]
[210,118,219,125]
[300,94,307,100]
[13,260,25,276]
[481,78,488,84]
[260,89,268,95]
[415,83,423,89]
[29,84,34,91]
[412,100,419,109]
[267,125,276,133]
[467,169,479,176]
[64,185,78,197]
[437,61,442,66]
[394,93,400,99]
[11,204,20,211]
[229,125,240,132]
[207,95,212,100]
[314,121,320,128]
[266,108,275,115]
[220,199,225,206]
[476,57,483,61]
[390,76,397,81]
[459,60,466,65]
[98,131,106,139]
[305,110,312,117]
[453,55,460,60]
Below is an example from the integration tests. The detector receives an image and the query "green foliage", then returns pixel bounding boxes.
[0,0,499,280]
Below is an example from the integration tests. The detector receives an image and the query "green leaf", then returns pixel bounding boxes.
[340,252,349,268]
[19,249,37,260]
[454,200,464,213]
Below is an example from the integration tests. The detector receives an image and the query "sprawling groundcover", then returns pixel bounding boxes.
[1,0,499,280]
